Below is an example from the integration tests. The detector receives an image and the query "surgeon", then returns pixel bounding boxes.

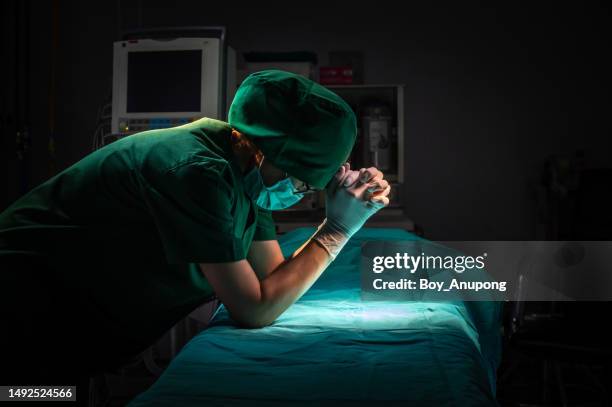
[0,70,390,392]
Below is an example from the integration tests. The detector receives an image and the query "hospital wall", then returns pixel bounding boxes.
[1,1,610,241]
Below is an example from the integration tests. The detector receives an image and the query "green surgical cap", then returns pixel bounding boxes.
[228,69,357,189]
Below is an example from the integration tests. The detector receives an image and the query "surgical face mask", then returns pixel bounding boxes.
[243,160,304,210]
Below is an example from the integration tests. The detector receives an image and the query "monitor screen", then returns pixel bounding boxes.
[127,50,202,113]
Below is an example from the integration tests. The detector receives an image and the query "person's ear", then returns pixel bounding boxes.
[231,129,263,166]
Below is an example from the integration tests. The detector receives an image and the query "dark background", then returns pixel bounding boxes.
[1,1,611,240]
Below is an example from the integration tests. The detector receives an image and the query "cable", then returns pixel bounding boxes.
[91,100,112,151]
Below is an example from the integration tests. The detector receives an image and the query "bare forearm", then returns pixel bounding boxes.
[246,239,330,327]
[199,237,331,329]
[248,240,286,280]
[261,240,331,312]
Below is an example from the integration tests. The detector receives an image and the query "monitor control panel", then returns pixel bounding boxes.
[117,117,199,135]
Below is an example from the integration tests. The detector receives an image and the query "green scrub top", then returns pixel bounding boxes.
[0,117,276,373]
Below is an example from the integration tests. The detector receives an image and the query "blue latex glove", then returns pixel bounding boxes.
[325,167,386,238]
[313,164,390,259]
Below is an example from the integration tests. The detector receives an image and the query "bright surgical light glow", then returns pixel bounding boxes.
[278,298,433,330]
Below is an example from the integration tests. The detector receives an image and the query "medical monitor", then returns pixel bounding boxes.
[112,37,223,135]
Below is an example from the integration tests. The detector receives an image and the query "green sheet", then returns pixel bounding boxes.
[129,228,502,406]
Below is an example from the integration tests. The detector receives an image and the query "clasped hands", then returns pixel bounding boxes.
[323,163,391,238]
[330,163,391,208]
